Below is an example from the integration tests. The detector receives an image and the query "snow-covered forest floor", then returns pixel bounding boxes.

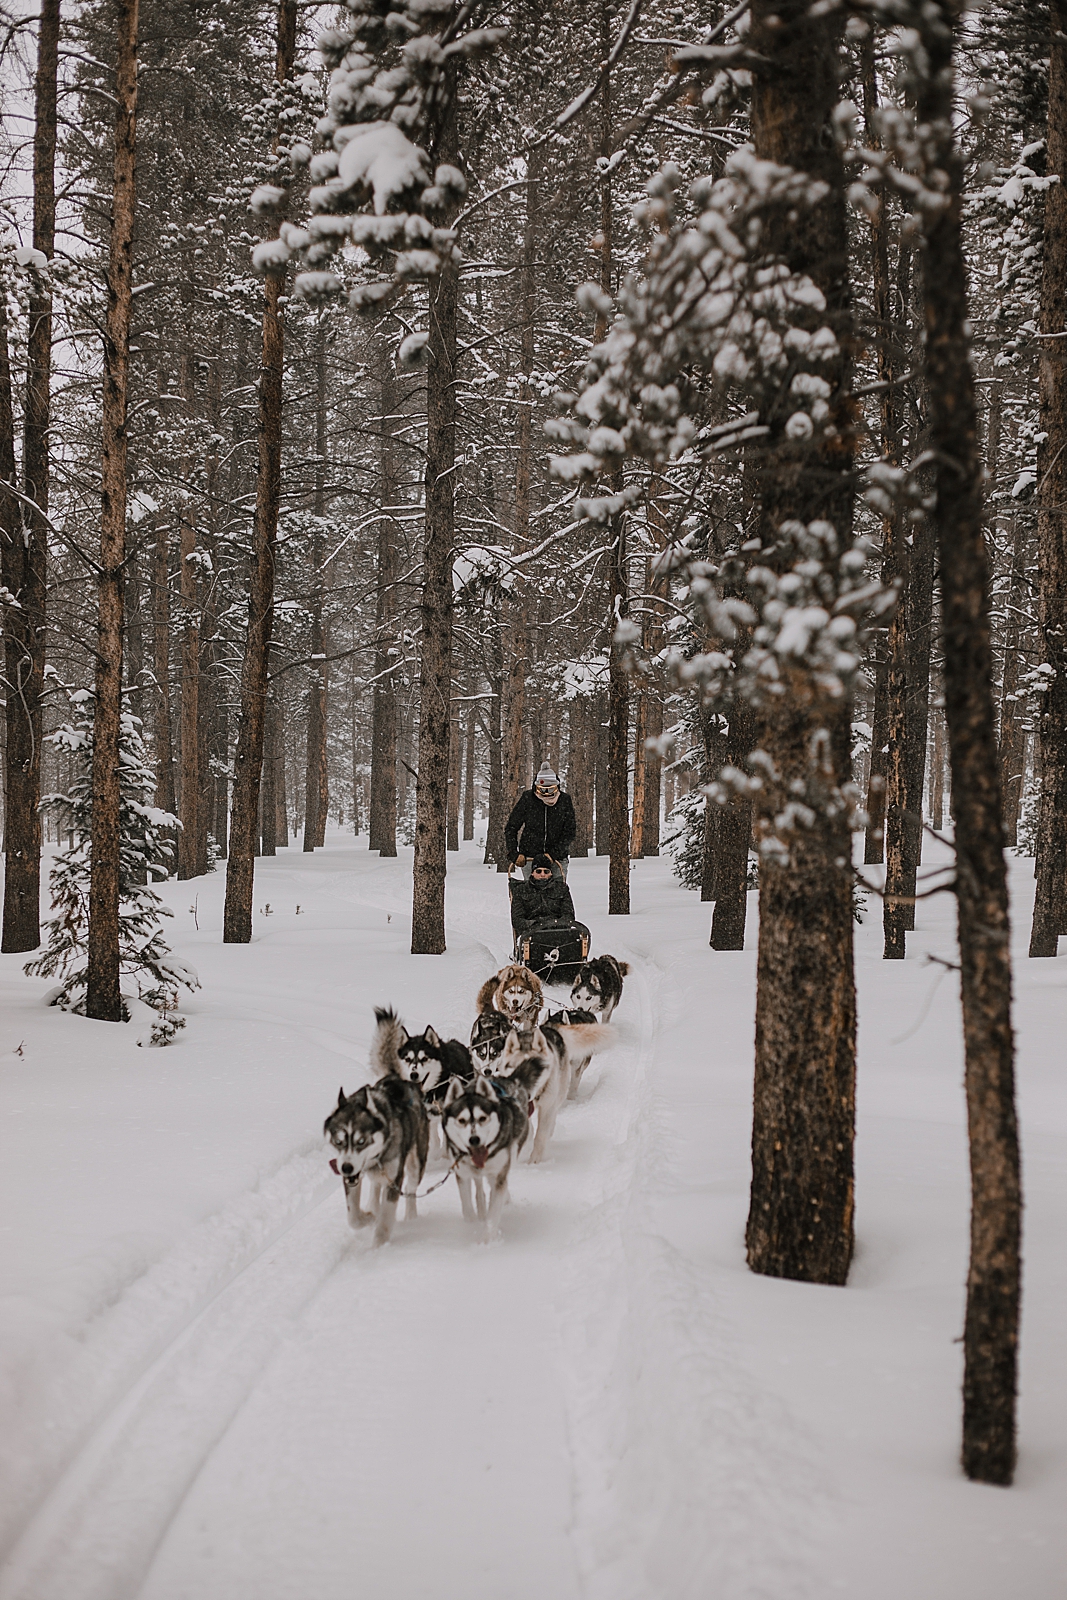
[0,840,1064,1599]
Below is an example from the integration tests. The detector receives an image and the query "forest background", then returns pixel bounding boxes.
[0,0,1063,1489]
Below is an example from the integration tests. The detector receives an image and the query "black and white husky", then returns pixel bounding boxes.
[441,1066,544,1240]
[469,1009,513,1072]
[570,954,629,1022]
[323,1008,430,1246]
[396,1023,474,1105]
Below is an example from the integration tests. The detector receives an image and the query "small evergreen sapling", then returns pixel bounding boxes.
[25,689,199,1042]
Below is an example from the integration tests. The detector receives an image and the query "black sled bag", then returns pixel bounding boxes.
[516,921,591,985]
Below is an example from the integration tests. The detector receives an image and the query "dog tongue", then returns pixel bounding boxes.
[470,1146,488,1169]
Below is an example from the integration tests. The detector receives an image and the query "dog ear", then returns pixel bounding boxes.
[337,1086,347,1108]
[424,1025,441,1047]
[474,1071,493,1095]
[443,1076,463,1106]
[397,1024,409,1045]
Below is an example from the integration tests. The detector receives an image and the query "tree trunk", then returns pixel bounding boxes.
[86,0,136,1021]
[998,515,1026,849]
[917,0,1021,1485]
[223,0,296,942]
[594,693,609,854]
[743,0,857,1286]
[931,699,945,831]
[1030,0,1067,958]
[864,648,888,863]
[484,648,504,865]
[411,88,458,953]
[711,695,753,950]
[261,692,277,855]
[630,691,646,858]
[463,696,476,841]
[304,322,329,852]
[275,686,288,846]
[447,702,460,851]
[151,517,176,819]
[608,523,630,913]
[568,699,593,856]
[369,346,398,856]
[177,503,201,879]
[2,0,59,953]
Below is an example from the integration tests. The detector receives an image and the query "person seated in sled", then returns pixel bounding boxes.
[505,763,576,881]
[510,854,576,939]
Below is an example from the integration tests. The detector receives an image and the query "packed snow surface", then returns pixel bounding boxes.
[1,839,1064,1598]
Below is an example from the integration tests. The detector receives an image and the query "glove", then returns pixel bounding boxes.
[515,854,526,866]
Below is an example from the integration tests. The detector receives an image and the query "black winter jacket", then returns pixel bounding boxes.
[504,789,576,861]
[510,875,576,933]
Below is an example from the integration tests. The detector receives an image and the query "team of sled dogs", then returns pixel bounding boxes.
[324,954,629,1245]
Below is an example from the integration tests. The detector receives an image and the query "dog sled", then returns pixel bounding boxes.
[508,864,590,983]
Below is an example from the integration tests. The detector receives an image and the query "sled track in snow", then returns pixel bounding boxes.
[0,1170,343,1600]
[0,909,655,1600]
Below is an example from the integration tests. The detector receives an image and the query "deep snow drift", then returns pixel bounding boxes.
[0,838,1063,1599]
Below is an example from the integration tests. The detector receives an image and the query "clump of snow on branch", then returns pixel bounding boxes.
[551,153,896,864]
[251,1,504,318]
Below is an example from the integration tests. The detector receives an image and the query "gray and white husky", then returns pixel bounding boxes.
[323,1007,430,1246]
[494,1019,613,1160]
[441,1065,544,1240]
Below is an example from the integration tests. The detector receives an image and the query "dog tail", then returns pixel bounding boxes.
[556,1022,615,1059]
[371,1006,405,1078]
[475,975,498,1015]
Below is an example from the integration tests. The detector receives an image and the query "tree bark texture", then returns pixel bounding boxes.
[918,0,1021,1485]
[223,0,295,942]
[998,517,1026,850]
[463,696,476,841]
[743,0,857,1286]
[711,695,753,951]
[2,0,59,953]
[369,351,398,856]
[304,325,329,852]
[608,521,630,914]
[568,698,593,856]
[447,703,460,851]
[864,648,888,864]
[1029,0,1067,958]
[594,693,609,854]
[177,503,201,878]
[152,517,176,818]
[86,0,137,1021]
[411,113,459,953]
[883,514,935,955]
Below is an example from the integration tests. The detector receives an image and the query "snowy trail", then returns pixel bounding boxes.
[3,841,1065,1599]
[0,851,657,1600]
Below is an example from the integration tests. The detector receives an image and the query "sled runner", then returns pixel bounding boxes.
[515,919,591,985]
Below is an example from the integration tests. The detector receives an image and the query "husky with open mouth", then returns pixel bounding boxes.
[441,1064,545,1240]
[323,1007,430,1246]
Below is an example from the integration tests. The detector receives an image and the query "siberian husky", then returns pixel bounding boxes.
[570,954,629,1022]
[323,1008,430,1245]
[469,1009,513,1071]
[441,1065,544,1240]
[493,1019,613,1160]
[475,963,543,1028]
[396,1023,474,1104]
[545,1007,600,1098]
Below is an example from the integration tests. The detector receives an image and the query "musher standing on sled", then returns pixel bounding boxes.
[505,764,576,881]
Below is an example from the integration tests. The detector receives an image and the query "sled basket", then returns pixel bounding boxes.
[516,921,590,986]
